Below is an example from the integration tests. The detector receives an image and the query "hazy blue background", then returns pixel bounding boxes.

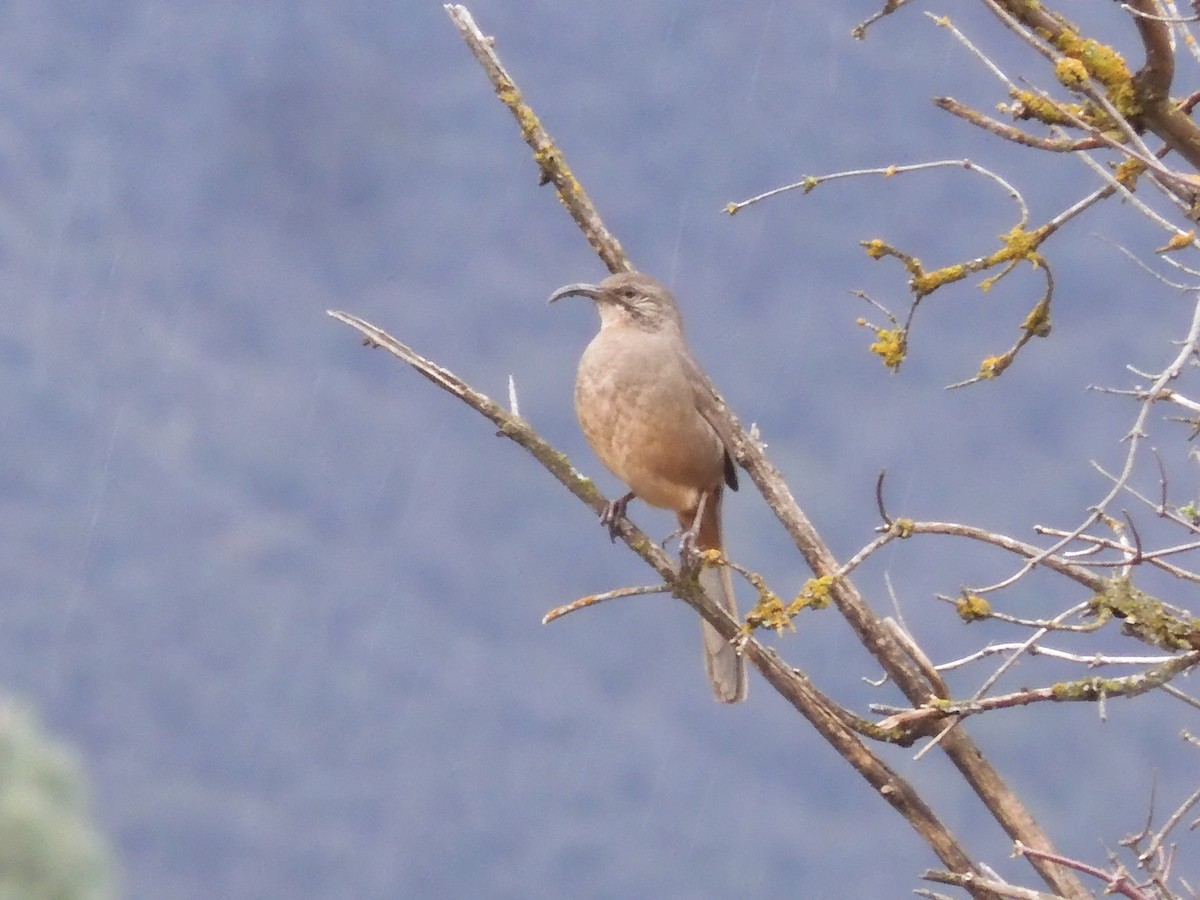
[3,1,1197,897]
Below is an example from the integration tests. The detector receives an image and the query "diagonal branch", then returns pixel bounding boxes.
[444,5,630,274]
[327,309,997,896]
[988,0,1200,170]
[438,6,1090,897]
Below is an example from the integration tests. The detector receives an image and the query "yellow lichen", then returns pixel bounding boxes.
[1090,578,1200,651]
[978,355,1011,378]
[1021,297,1052,337]
[1114,158,1144,190]
[956,594,992,622]
[745,575,837,634]
[1009,89,1081,126]
[1052,31,1139,117]
[1050,677,1123,701]
[795,575,836,611]
[868,327,906,371]
[993,224,1047,265]
[863,238,889,260]
[1055,57,1089,88]
[911,264,967,296]
[744,592,790,633]
[1158,231,1196,253]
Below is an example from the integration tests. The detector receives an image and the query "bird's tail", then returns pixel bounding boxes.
[684,488,747,703]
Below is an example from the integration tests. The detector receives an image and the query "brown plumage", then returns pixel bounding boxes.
[551,272,746,703]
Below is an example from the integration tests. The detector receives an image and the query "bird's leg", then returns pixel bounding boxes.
[600,491,635,542]
[677,491,709,573]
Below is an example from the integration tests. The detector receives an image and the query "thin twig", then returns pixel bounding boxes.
[936,642,1178,673]
[1138,785,1200,865]
[542,584,669,624]
[726,159,1027,221]
[1160,683,1200,711]
[974,295,1200,594]
[922,869,1059,899]
[874,652,1199,727]
[1014,842,1151,900]
[1033,524,1200,582]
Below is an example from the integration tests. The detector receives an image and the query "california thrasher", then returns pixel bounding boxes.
[550,272,747,703]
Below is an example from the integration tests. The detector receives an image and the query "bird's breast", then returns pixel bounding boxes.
[573,328,724,512]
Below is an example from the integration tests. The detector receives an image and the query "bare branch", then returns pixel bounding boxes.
[1161,683,1200,711]
[935,642,1179,673]
[907,521,1104,591]
[542,584,669,624]
[974,295,1200,593]
[1136,784,1200,867]
[922,868,1061,899]
[1120,1,1200,24]
[853,0,916,40]
[1014,842,1152,900]
[726,159,1028,221]
[1034,525,1200,582]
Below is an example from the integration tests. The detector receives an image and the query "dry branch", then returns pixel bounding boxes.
[330,6,1121,897]
[327,308,994,894]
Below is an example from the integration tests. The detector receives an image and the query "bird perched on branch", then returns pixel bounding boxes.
[550,272,746,703]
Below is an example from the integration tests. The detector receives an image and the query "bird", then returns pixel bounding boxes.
[550,271,746,703]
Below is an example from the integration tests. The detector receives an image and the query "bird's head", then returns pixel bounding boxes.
[549,271,683,332]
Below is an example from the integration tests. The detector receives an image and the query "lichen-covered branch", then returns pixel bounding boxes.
[444,5,630,274]
[875,652,1200,730]
[431,7,1094,897]
[987,0,1200,170]
[327,309,996,896]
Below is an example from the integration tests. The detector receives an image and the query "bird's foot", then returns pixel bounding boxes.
[678,527,704,576]
[600,492,635,542]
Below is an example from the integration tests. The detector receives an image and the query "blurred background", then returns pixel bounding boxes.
[2,1,1197,897]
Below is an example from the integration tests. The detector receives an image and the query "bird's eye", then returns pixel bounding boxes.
[621,288,636,299]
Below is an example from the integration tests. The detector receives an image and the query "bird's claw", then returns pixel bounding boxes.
[678,529,704,575]
[600,492,634,542]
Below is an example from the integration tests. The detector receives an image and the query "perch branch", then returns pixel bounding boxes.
[434,7,1089,896]
[328,307,993,892]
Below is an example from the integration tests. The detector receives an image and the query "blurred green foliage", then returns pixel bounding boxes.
[0,699,116,900]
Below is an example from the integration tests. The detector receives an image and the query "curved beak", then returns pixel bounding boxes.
[548,282,601,304]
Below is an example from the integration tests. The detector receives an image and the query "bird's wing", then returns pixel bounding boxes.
[681,351,740,492]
